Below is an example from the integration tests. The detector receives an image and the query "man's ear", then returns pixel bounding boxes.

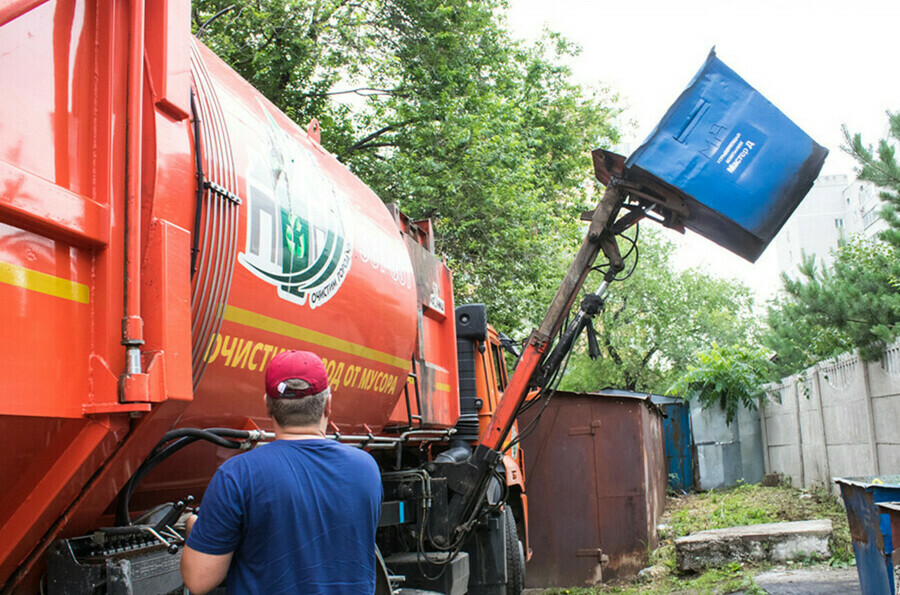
[324,393,333,419]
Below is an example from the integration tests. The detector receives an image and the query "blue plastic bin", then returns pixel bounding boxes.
[836,476,900,595]
[594,49,827,262]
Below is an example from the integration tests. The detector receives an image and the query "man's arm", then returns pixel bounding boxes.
[181,514,232,593]
[181,544,233,594]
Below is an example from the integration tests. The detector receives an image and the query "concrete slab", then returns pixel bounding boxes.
[752,566,861,595]
[676,520,832,572]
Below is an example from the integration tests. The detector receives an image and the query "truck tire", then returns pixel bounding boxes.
[504,506,525,595]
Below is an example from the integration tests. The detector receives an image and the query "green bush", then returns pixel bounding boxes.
[669,344,770,424]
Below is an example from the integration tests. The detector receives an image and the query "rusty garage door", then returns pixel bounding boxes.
[519,390,666,587]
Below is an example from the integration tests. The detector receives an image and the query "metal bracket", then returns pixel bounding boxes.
[204,180,242,204]
[618,181,688,217]
[529,335,548,349]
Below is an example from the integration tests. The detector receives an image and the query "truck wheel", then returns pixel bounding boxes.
[504,506,525,595]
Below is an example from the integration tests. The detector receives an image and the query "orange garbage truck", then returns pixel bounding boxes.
[0,2,527,592]
[0,2,826,593]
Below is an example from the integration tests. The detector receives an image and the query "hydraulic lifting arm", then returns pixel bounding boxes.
[433,181,633,543]
[479,182,626,452]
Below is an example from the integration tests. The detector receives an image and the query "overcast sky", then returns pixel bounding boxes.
[507,0,900,301]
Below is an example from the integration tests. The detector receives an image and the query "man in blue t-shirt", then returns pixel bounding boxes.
[181,350,383,594]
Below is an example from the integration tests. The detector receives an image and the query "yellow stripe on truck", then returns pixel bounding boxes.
[224,305,410,370]
[0,261,90,304]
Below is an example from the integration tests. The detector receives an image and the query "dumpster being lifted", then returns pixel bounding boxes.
[593,48,828,262]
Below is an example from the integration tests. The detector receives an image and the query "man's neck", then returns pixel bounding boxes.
[274,423,327,441]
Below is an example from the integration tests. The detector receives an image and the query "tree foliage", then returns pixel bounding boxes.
[668,344,770,425]
[192,0,365,146]
[560,228,759,393]
[193,0,622,332]
[762,289,852,381]
[763,112,900,375]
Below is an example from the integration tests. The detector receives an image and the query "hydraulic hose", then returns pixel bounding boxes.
[116,428,259,526]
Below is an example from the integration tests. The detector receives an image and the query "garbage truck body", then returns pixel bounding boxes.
[0,2,527,592]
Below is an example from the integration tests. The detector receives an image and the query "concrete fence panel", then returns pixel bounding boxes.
[867,344,900,398]
[761,341,900,492]
[737,406,765,485]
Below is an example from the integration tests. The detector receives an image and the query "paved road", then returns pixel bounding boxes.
[746,566,861,595]
[524,565,863,594]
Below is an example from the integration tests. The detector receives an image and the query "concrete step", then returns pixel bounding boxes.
[675,519,833,572]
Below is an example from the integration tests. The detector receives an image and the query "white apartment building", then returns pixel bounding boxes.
[843,178,888,240]
[774,174,884,278]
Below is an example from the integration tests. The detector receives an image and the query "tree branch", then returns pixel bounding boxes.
[318,87,398,97]
[348,124,396,152]
[312,0,353,28]
[342,119,417,157]
[640,346,658,368]
[842,124,900,187]
[603,333,622,367]
[348,142,397,152]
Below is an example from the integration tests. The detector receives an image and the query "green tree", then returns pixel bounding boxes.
[356,31,621,331]
[560,228,759,393]
[193,0,622,332]
[767,236,897,370]
[668,343,770,425]
[762,289,852,381]
[192,0,366,148]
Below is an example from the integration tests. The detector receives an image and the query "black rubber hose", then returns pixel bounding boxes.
[116,428,248,525]
[155,427,250,447]
[190,88,205,278]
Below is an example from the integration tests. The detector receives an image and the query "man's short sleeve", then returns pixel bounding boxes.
[185,465,244,555]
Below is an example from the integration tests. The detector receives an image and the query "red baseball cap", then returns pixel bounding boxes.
[265,351,329,399]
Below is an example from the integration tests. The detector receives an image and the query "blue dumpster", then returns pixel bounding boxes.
[593,48,827,262]
[836,476,900,595]
[880,502,900,557]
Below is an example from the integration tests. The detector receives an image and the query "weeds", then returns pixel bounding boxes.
[667,483,777,537]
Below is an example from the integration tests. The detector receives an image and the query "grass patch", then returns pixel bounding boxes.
[540,482,852,594]
[662,482,852,565]
[666,483,777,537]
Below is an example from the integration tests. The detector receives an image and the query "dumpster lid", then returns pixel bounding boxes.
[834,476,900,489]
[877,502,900,513]
[556,388,652,401]
[594,387,653,400]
